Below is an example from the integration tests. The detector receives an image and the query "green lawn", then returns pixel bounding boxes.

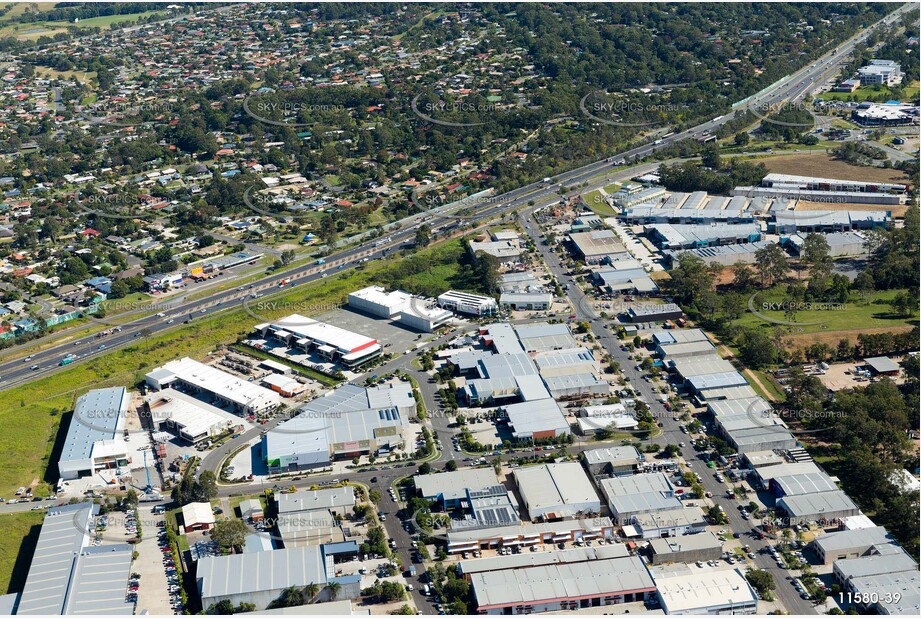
[0,511,44,594]
[581,189,617,217]
[733,288,910,335]
[818,80,920,103]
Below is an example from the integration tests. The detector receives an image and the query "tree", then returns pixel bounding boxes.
[418,462,432,475]
[325,581,341,601]
[753,243,789,288]
[734,131,750,146]
[701,145,721,170]
[211,518,248,553]
[415,224,432,247]
[281,249,296,265]
[746,569,776,595]
[736,328,778,369]
[444,459,458,472]
[368,489,382,503]
[889,291,916,318]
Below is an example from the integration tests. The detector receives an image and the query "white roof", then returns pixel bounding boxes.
[182,502,215,528]
[268,314,377,354]
[276,487,356,514]
[151,357,281,411]
[653,567,758,613]
[415,468,500,502]
[146,391,235,438]
[348,285,412,311]
[514,463,600,515]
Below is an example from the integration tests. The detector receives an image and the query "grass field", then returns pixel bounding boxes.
[0,238,471,498]
[581,185,618,217]
[735,288,911,335]
[0,10,166,40]
[819,80,920,103]
[0,511,44,595]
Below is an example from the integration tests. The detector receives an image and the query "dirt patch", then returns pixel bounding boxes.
[760,153,912,188]
[796,200,909,218]
[782,325,916,351]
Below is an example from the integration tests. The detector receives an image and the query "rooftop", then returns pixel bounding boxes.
[59,387,129,469]
[653,566,758,613]
[415,468,500,502]
[197,546,328,600]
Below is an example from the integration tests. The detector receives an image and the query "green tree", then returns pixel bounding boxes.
[211,518,248,553]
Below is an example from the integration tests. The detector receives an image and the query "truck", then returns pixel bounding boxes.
[279,278,289,286]
[59,358,75,366]
[316,259,326,265]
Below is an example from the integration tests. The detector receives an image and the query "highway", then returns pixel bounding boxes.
[2,2,908,394]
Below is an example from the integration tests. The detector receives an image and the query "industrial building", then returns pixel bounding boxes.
[197,545,360,610]
[415,468,501,509]
[776,490,860,526]
[851,102,918,126]
[513,462,601,520]
[759,173,907,195]
[15,503,136,615]
[576,403,638,435]
[437,290,498,316]
[600,473,681,525]
[770,209,892,233]
[277,487,356,517]
[631,507,708,540]
[582,445,643,477]
[648,532,723,565]
[663,240,776,267]
[833,544,919,592]
[261,373,308,397]
[470,556,655,614]
[146,357,282,416]
[857,60,903,86]
[846,570,920,614]
[502,398,571,442]
[813,526,898,565]
[446,518,615,554]
[569,229,628,264]
[147,390,236,444]
[469,239,523,263]
[254,314,382,368]
[620,205,755,226]
[397,303,454,332]
[626,303,683,323]
[863,356,901,376]
[499,291,553,311]
[514,322,578,352]
[781,231,868,258]
[614,186,667,208]
[591,261,658,294]
[182,502,216,532]
[646,223,761,250]
[263,382,413,472]
[652,566,759,615]
[457,544,628,578]
[347,285,412,318]
[58,387,131,481]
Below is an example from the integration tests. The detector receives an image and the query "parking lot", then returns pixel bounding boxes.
[133,504,177,614]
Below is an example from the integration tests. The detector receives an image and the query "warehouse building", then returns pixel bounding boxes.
[781,231,868,258]
[397,303,454,332]
[863,355,901,376]
[760,173,906,194]
[627,303,683,323]
[263,382,412,472]
[16,503,136,616]
[813,526,897,565]
[514,462,601,520]
[502,398,571,442]
[773,471,839,498]
[646,223,762,250]
[277,487,356,518]
[621,206,755,225]
[347,285,412,318]
[614,186,667,208]
[146,357,282,416]
[834,544,918,591]
[197,545,360,610]
[770,210,891,234]
[600,473,681,525]
[776,490,860,526]
[652,566,759,615]
[663,240,776,267]
[499,291,553,311]
[470,555,655,614]
[648,532,722,565]
[591,264,658,294]
[735,184,903,206]
[848,571,920,614]
[458,544,628,578]
[499,271,541,293]
[58,387,132,481]
[469,239,523,263]
[751,461,825,491]
[262,373,308,397]
[415,468,501,509]
[254,314,382,368]
[582,445,643,478]
[446,518,615,554]
[182,502,216,532]
[569,230,628,264]
[147,390,236,444]
[631,506,708,539]
[576,403,638,435]
[437,290,498,316]
[514,322,578,352]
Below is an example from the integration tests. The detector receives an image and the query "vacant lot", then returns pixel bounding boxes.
[760,153,912,188]
[0,511,43,595]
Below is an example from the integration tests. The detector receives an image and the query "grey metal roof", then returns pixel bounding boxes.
[458,545,627,576]
[582,445,642,467]
[836,549,918,581]
[649,532,722,555]
[60,387,128,468]
[415,468,500,501]
[198,546,327,600]
[778,490,859,518]
[850,571,920,614]
[277,487,355,514]
[471,556,654,609]
[64,545,135,615]
[775,472,838,496]
[503,398,569,438]
[513,323,577,351]
[815,526,894,553]
[17,503,97,615]
[863,356,900,373]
